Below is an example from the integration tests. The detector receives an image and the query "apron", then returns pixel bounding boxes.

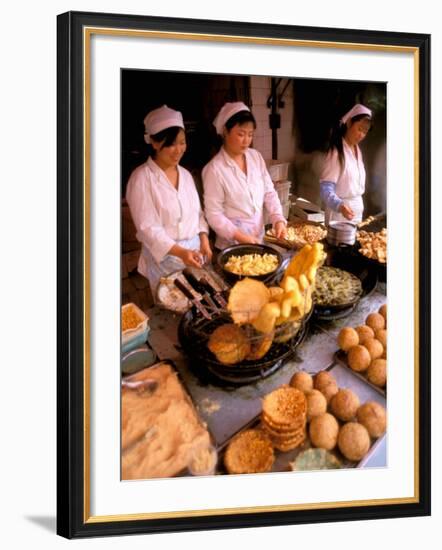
[325,196,364,225]
[325,142,366,226]
[139,234,201,300]
[215,154,265,249]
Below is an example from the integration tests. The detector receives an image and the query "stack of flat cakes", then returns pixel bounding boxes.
[224,429,275,474]
[261,386,307,451]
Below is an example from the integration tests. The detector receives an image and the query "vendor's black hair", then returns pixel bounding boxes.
[327,113,372,170]
[147,126,184,157]
[224,110,257,132]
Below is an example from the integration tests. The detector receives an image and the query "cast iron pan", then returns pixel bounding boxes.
[312,243,378,319]
[216,243,284,285]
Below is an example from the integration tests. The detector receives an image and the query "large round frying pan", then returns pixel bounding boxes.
[312,243,378,319]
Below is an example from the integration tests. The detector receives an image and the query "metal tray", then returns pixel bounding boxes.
[215,362,386,474]
[334,350,386,397]
[121,360,217,479]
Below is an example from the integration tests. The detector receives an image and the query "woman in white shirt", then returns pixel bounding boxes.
[126,105,212,294]
[319,103,372,225]
[202,102,287,250]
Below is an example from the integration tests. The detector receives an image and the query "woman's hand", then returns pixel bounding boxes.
[199,233,213,264]
[169,244,203,268]
[274,221,287,240]
[339,203,355,220]
[178,249,204,268]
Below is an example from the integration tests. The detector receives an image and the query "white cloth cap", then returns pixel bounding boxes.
[213,101,251,135]
[340,103,372,125]
[143,105,184,143]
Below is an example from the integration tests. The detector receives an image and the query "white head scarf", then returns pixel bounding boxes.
[213,101,251,135]
[340,103,372,125]
[143,105,184,144]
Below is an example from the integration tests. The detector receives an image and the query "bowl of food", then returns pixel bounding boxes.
[217,244,283,284]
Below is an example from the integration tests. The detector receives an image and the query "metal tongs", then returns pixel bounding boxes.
[173,277,212,319]
[198,275,227,308]
[181,269,222,313]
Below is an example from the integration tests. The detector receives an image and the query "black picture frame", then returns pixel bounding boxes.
[57,10,431,539]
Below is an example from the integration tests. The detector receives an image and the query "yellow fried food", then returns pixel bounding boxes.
[338,422,371,461]
[282,275,300,293]
[268,286,284,302]
[227,278,270,325]
[246,332,274,361]
[290,371,313,393]
[337,327,360,351]
[224,253,279,276]
[207,324,251,365]
[298,274,309,291]
[252,301,281,334]
[224,429,274,474]
[284,245,312,279]
[357,401,387,438]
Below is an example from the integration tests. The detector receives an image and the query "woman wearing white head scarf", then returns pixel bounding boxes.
[202,102,287,250]
[319,103,373,225]
[126,105,212,295]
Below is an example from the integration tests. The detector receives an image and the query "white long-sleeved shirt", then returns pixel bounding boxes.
[126,157,208,271]
[202,147,285,249]
[319,140,366,224]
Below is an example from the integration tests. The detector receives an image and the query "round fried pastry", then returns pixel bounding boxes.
[375,329,387,349]
[262,386,306,426]
[305,389,327,421]
[313,371,336,389]
[337,327,359,351]
[309,413,339,451]
[265,424,305,443]
[365,312,385,331]
[321,381,339,404]
[363,338,384,360]
[224,429,274,474]
[272,429,306,452]
[290,371,313,393]
[227,278,270,325]
[208,324,251,365]
[367,358,387,387]
[313,371,338,403]
[261,420,305,439]
[330,389,360,421]
[338,422,371,461]
[378,303,387,321]
[357,401,387,438]
[347,345,371,372]
[355,325,375,345]
[261,412,306,434]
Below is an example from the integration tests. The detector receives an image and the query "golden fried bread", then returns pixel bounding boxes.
[207,324,251,365]
[224,429,274,474]
[262,386,307,427]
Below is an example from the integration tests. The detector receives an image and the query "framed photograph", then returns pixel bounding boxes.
[57,10,431,538]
